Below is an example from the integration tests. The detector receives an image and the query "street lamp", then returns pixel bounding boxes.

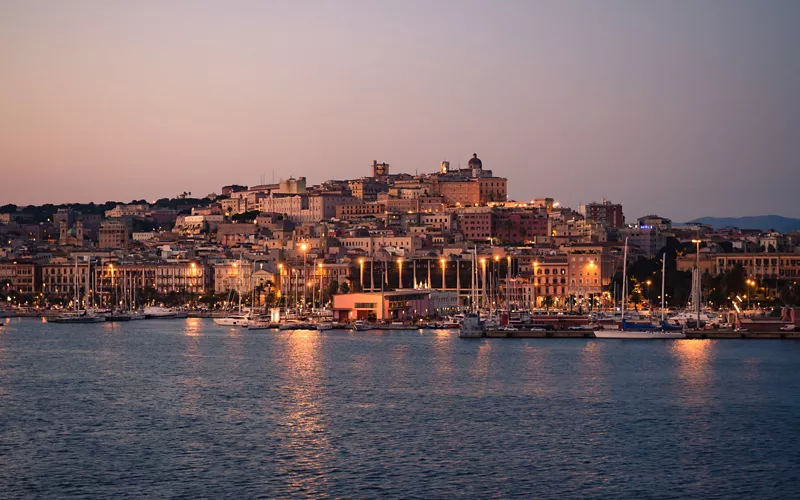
[300,242,308,310]
[397,258,403,289]
[440,258,446,290]
[359,258,364,290]
[318,262,324,307]
[507,255,512,310]
[480,258,487,309]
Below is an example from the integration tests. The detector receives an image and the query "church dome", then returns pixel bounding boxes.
[468,153,482,169]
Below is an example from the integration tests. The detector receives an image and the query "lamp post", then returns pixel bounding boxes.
[359,259,364,291]
[480,258,487,310]
[645,279,652,310]
[318,263,324,307]
[507,255,512,310]
[397,258,403,289]
[440,258,446,290]
[300,242,308,311]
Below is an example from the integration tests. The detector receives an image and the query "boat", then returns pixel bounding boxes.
[315,322,334,331]
[459,247,486,338]
[213,314,250,327]
[246,320,274,330]
[594,330,685,339]
[143,306,187,319]
[594,239,685,340]
[351,320,371,331]
[50,310,105,324]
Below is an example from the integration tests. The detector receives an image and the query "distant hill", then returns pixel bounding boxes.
[688,215,800,233]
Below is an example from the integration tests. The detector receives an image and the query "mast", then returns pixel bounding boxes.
[74,256,79,311]
[621,238,628,324]
[661,252,666,325]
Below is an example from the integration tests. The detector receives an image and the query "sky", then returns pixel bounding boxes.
[1,0,798,221]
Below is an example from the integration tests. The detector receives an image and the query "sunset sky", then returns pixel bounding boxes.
[1,0,798,221]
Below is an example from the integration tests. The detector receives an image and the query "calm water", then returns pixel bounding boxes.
[1,318,799,499]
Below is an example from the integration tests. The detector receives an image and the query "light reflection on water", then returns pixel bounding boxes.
[275,330,332,496]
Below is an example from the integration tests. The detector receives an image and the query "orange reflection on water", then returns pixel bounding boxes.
[671,339,715,409]
[184,317,203,337]
[431,330,455,383]
[470,341,492,396]
[278,330,331,496]
[576,341,608,403]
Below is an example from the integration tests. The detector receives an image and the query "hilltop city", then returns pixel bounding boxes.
[1,154,799,320]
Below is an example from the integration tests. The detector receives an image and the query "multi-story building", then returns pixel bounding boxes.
[104,204,150,218]
[0,261,39,295]
[581,200,624,228]
[98,220,129,249]
[338,235,424,256]
[713,253,800,280]
[492,210,548,244]
[459,208,492,241]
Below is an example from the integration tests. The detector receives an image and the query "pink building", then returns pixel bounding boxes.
[332,290,433,321]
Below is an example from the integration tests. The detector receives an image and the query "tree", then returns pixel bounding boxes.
[543,295,554,312]
[339,281,350,294]
[326,280,339,303]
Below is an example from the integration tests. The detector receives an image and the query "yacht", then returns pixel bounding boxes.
[213,313,250,327]
[144,306,186,319]
[50,310,105,324]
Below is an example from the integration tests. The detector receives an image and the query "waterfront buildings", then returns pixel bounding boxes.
[2,152,799,313]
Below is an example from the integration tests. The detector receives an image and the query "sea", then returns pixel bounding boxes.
[1,317,799,499]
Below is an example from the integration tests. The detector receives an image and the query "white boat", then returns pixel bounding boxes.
[247,320,273,330]
[459,312,486,338]
[50,310,105,324]
[143,306,186,319]
[213,314,250,327]
[594,330,685,339]
[315,322,334,331]
[351,320,371,331]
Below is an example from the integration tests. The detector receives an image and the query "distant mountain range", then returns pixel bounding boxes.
[687,215,800,233]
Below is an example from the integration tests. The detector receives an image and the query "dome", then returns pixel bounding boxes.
[468,153,482,169]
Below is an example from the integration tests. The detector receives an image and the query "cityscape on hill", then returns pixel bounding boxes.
[2,154,799,319]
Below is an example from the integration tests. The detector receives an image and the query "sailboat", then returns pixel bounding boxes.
[50,257,104,324]
[459,247,486,338]
[595,240,684,339]
[214,256,251,327]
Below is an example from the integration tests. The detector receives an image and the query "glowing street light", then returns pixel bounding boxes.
[397,258,403,289]
[440,258,446,290]
[359,258,365,290]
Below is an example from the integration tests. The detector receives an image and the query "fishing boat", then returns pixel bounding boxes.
[594,239,685,339]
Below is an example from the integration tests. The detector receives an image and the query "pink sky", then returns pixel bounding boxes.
[1,1,798,221]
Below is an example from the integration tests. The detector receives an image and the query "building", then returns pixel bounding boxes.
[98,220,129,249]
[332,290,434,321]
[0,261,39,295]
[581,200,624,228]
[459,209,492,241]
[492,210,548,244]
